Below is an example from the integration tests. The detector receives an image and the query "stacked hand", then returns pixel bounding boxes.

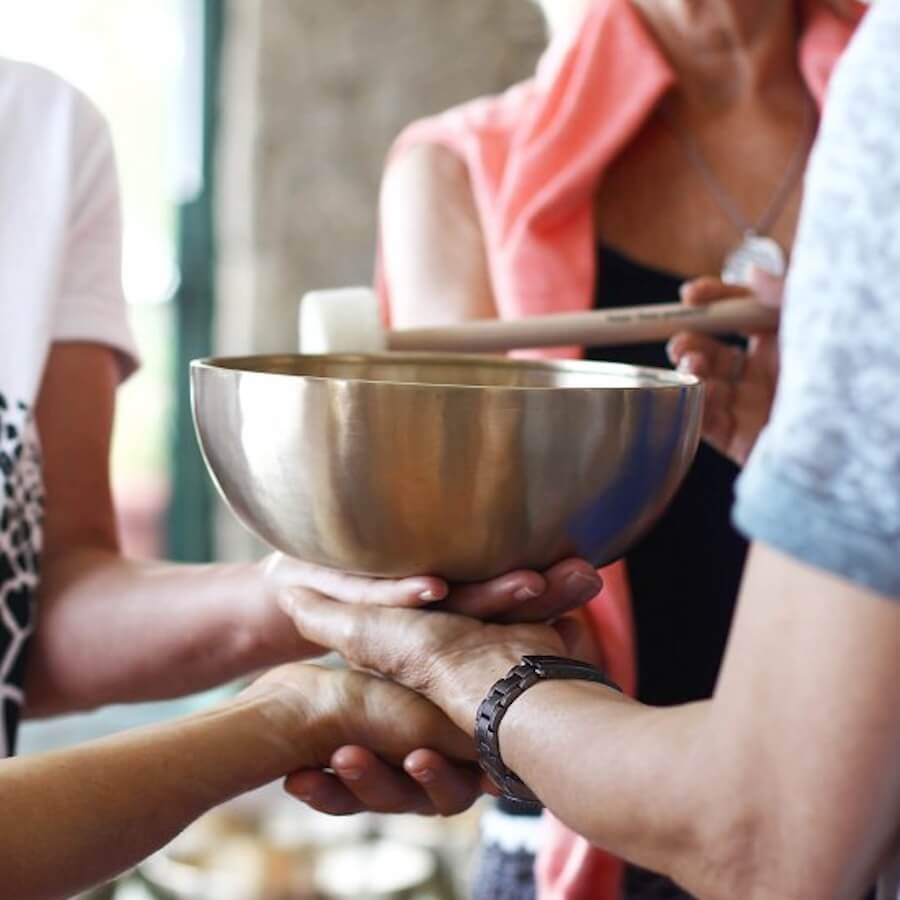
[256,556,602,816]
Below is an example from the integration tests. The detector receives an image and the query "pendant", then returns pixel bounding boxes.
[721,231,787,286]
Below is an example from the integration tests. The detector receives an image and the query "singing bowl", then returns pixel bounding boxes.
[191,353,703,581]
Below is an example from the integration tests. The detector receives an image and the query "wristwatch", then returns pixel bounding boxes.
[475,655,621,805]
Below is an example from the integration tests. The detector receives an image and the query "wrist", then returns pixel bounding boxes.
[232,665,322,772]
[240,561,323,667]
[471,656,625,803]
[436,647,524,733]
[500,678,627,783]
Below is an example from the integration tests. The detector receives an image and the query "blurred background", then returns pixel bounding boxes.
[5,1,544,897]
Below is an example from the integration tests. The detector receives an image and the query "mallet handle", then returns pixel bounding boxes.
[387,298,776,353]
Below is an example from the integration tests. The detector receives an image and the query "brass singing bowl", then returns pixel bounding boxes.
[191,353,703,580]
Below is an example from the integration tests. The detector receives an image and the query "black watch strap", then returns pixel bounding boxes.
[475,655,621,805]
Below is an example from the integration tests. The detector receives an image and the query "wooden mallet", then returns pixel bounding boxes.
[299,287,776,355]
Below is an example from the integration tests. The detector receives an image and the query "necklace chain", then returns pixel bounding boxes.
[659,96,816,239]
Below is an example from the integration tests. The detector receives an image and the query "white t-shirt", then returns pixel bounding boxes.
[0,59,137,756]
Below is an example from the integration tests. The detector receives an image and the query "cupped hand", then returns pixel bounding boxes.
[264,553,602,623]
[667,267,783,467]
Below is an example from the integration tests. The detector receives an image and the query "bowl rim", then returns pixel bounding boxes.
[190,352,701,393]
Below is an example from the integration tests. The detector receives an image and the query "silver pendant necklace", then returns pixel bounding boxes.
[659,97,816,285]
[720,230,787,286]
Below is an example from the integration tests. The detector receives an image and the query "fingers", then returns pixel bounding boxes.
[284,747,482,817]
[679,275,752,308]
[328,746,431,814]
[440,558,601,622]
[670,277,749,384]
[680,270,783,316]
[284,769,367,816]
[697,378,736,458]
[666,332,740,453]
[403,748,483,815]
[438,569,547,618]
[269,551,604,623]
[493,559,603,624]
[266,553,448,609]
[667,333,743,382]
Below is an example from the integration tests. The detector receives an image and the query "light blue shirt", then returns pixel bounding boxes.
[732,2,900,895]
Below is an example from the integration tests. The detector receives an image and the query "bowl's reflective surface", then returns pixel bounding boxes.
[191,353,703,580]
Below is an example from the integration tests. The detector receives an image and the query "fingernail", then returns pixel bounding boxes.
[677,356,695,374]
[567,571,602,603]
[514,586,542,603]
[338,767,363,782]
[293,792,314,803]
[419,589,441,603]
[410,767,436,784]
[666,339,679,364]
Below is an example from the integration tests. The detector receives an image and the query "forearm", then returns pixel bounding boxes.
[430,550,900,900]
[27,549,318,715]
[455,674,810,900]
[436,661,716,892]
[502,682,708,876]
[1,688,304,900]
[430,648,885,900]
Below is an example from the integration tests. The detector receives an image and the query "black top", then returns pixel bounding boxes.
[587,244,747,706]
[494,246,747,819]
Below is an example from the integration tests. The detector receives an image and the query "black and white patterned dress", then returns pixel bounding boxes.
[0,395,44,756]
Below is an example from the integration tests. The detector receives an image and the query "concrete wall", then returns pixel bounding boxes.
[215,0,544,558]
